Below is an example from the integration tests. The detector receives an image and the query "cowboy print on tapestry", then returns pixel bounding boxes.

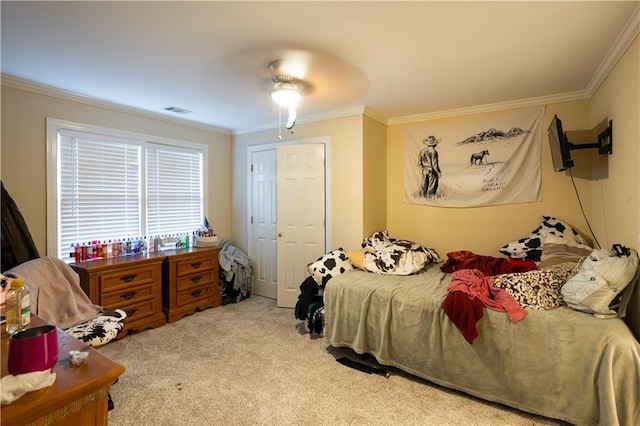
[404,107,544,207]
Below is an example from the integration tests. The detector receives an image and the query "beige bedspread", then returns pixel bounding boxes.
[6,257,102,329]
[324,265,640,425]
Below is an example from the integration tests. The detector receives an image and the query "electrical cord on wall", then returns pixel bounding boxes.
[568,167,601,249]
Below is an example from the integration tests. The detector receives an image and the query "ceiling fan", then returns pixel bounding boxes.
[268,59,311,136]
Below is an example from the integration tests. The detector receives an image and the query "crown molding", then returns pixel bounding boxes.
[586,3,640,96]
[0,74,233,136]
[387,90,589,125]
[362,107,388,125]
[389,4,640,126]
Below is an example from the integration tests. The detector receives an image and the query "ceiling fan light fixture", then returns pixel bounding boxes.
[270,84,301,108]
[268,60,311,136]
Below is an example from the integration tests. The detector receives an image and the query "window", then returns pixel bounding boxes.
[47,118,207,259]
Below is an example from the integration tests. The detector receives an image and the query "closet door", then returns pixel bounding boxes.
[250,148,278,299]
[276,144,325,308]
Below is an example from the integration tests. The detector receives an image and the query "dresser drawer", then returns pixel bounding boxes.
[118,298,157,323]
[176,284,214,307]
[162,247,221,323]
[101,265,157,292]
[177,256,216,276]
[177,270,215,292]
[101,283,154,307]
[71,256,166,334]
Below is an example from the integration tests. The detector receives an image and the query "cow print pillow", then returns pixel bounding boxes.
[66,309,126,347]
[307,248,353,287]
[499,216,587,263]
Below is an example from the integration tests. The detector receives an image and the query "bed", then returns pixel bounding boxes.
[320,226,640,426]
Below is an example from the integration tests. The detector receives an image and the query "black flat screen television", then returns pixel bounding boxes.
[548,114,574,172]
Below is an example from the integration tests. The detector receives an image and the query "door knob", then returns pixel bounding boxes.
[278,233,282,237]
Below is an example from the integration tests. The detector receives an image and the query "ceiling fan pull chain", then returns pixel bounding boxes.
[286,106,297,132]
[278,105,282,140]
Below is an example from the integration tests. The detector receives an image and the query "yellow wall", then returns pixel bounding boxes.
[384,37,638,258]
[232,114,365,254]
[386,101,597,258]
[0,85,232,256]
[363,115,387,238]
[589,35,640,250]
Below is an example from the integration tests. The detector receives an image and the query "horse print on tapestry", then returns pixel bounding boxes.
[404,107,543,208]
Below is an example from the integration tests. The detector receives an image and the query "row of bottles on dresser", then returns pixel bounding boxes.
[70,233,194,262]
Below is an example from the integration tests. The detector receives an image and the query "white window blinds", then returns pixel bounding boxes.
[59,130,141,256]
[146,144,203,237]
[51,120,206,259]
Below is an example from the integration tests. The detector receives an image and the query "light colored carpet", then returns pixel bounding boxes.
[101,296,565,426]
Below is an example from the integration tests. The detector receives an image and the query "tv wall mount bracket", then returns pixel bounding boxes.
[568,120,613,155]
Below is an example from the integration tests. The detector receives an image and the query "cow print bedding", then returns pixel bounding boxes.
[362,230,440,275]
[66,309,126,347]
[499,216,587,263]
[307,248,353,287]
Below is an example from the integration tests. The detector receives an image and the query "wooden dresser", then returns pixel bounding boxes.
[71,247,222,329]
[71,255,166,335]
[1,316,125,426]
[162,247,222,322]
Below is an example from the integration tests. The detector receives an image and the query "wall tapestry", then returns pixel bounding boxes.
[404,107,544,207]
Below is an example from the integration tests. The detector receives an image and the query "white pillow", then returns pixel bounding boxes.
[562,247,639,316]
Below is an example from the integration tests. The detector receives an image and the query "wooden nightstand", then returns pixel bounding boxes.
[162,247,221,323]
[71,254,166,336]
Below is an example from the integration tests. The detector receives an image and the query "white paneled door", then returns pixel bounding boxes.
[276,144,326,308]
[249,143,326,308]
[250,149,278,299]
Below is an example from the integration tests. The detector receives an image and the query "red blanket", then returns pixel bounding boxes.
[442,291,484,344]
[443,268,528,344]
[440,250,537,276]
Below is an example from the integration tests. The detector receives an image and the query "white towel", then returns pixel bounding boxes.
[0,369,56,405]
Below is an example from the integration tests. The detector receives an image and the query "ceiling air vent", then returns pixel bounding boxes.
[163,106,192,115]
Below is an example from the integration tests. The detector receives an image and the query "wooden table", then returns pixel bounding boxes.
[1,316,125,426]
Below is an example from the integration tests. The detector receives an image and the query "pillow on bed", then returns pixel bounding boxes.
[345,249,369,270]
[494,262,579,310]
[307,248,353,287]
[562,247,639,317]
[361,230,440,275]
[538,235,592,270]
[362,230,441,265]
[499,216,586,263]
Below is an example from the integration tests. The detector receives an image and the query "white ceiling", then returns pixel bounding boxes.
[1,1,639,134]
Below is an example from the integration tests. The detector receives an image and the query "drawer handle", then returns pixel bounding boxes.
[190,276,202,283]
[190,262,203,269]
[120,291,138,300]
[190,290,202,298]
[125,308,138,317]
[120,274,138,283]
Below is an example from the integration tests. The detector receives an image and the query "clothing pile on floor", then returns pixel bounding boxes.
[218,240,252,304]
[294,276,324,335]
